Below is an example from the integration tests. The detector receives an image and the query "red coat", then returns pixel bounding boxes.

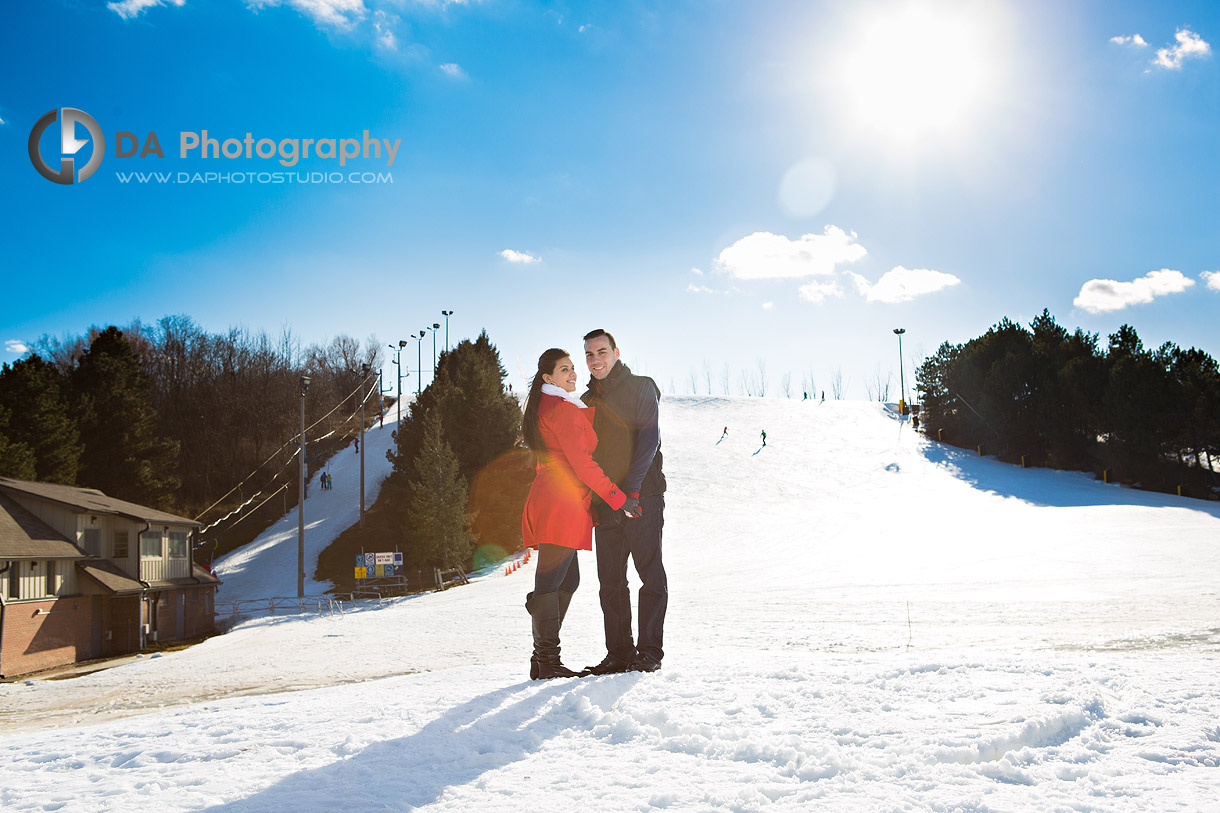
[522,394,627,550]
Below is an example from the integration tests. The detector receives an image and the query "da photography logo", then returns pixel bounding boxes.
[28,108,105,185]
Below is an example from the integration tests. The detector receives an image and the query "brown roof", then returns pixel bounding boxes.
[0,493,86,560]
[0,477,200,528]
[77,559,144,595]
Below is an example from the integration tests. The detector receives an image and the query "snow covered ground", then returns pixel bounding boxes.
[3,397,1220,811]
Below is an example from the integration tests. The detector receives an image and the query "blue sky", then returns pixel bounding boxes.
[2,0,1217,399]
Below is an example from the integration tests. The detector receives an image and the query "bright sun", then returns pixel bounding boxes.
[841,3,994,142]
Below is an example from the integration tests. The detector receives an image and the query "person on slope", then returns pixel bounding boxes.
[581,329,668,674]
[521,348,640,680]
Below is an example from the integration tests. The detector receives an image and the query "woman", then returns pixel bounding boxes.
[521,348,640,679]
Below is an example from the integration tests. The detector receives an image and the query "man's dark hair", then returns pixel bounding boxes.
[583,328,617,350]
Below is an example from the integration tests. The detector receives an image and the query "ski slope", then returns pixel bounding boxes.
[212,411,399,602]
[3,397,1220,812]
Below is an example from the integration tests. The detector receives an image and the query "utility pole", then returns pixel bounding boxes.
[360,363,369,528]
[298,374,311,598]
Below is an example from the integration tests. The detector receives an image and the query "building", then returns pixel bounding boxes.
[0,477,220,678]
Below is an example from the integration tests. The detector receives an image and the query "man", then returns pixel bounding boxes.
[581,329,667,674]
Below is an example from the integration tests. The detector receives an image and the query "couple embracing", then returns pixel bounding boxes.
[521,329,667,680]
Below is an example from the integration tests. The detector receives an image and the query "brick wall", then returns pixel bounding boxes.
[100,595,141,657]
[185,587,215,638]
[0,597,91,678]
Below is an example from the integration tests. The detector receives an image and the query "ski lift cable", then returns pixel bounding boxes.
[193,372,377,521]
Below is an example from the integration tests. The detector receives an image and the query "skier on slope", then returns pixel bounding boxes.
[760,429,767,447]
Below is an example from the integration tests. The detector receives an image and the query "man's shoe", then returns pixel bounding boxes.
[629,655,662,673]
[584,653,635,676]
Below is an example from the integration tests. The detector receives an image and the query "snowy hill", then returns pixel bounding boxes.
[212,413,398,602]
[3,397,1220,811]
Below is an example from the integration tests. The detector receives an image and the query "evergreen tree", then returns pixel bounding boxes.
[407,410,477,569]
[71,326,181,508]
[0,355,82,484]
[391,330,521,482]
[0,404,37,480]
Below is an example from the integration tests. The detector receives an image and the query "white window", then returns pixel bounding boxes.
[168,531,188,558]
[141,531,163,558]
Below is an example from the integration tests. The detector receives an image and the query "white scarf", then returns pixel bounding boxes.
[541,383,588,408]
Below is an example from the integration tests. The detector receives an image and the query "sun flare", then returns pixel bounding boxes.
[841,3,994,142]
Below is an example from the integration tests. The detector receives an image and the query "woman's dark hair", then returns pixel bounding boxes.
[522,348,571,452]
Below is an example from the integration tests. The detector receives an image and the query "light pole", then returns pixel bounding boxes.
[360,363,369,528]
[893,328,907,415]
[441,310,454,350]
[429,323,440,378]
[415,330,426,395]
[389,340,407,426]
[297,374,311,598]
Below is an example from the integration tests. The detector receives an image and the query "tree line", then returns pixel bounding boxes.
[319,330,530,590]
[0,316,383,557]
[916,309,1220,498]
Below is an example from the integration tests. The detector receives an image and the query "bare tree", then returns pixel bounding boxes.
[688,368,699,395]
[801,367,816,400]
[755,358,768,397]
[738,368,753,397]
[780,372,792,398]
[831,367,844,400]
[702,360,713,395]
[865,365,893,402]
[721,363,731,396]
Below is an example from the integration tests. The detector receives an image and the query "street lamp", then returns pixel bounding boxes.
[360,363,369,528]
[429,323,440,378]
[297,374,311,599]
[441,310,454,350]
[893,328,907,415]
[414,330,426,395]
[389,340,407,426]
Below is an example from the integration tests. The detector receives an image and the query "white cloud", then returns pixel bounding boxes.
[1074,268,1195,313]
[686,284,714,294]
[499,249,540,264]
[1110,34,1148,47]
[762,301,774,310]
[0,115,6,125]
[797,280,844,304]
[1200,271,1220,291]
[578,24,591,33]
[107,0,185,20]
[690,267,704,276]
[5,340,29,355]
[850,266,962,303]
[439,63,467,79]
[246,0,367,29]
[1153,28,1211,69]
[714,226,867,280]
[373,10,397,49]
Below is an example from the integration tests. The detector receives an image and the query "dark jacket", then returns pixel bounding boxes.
[581,361,665,516]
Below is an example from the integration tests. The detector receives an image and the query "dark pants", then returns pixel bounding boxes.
[595,494,666,663]
[534,544,579,595]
